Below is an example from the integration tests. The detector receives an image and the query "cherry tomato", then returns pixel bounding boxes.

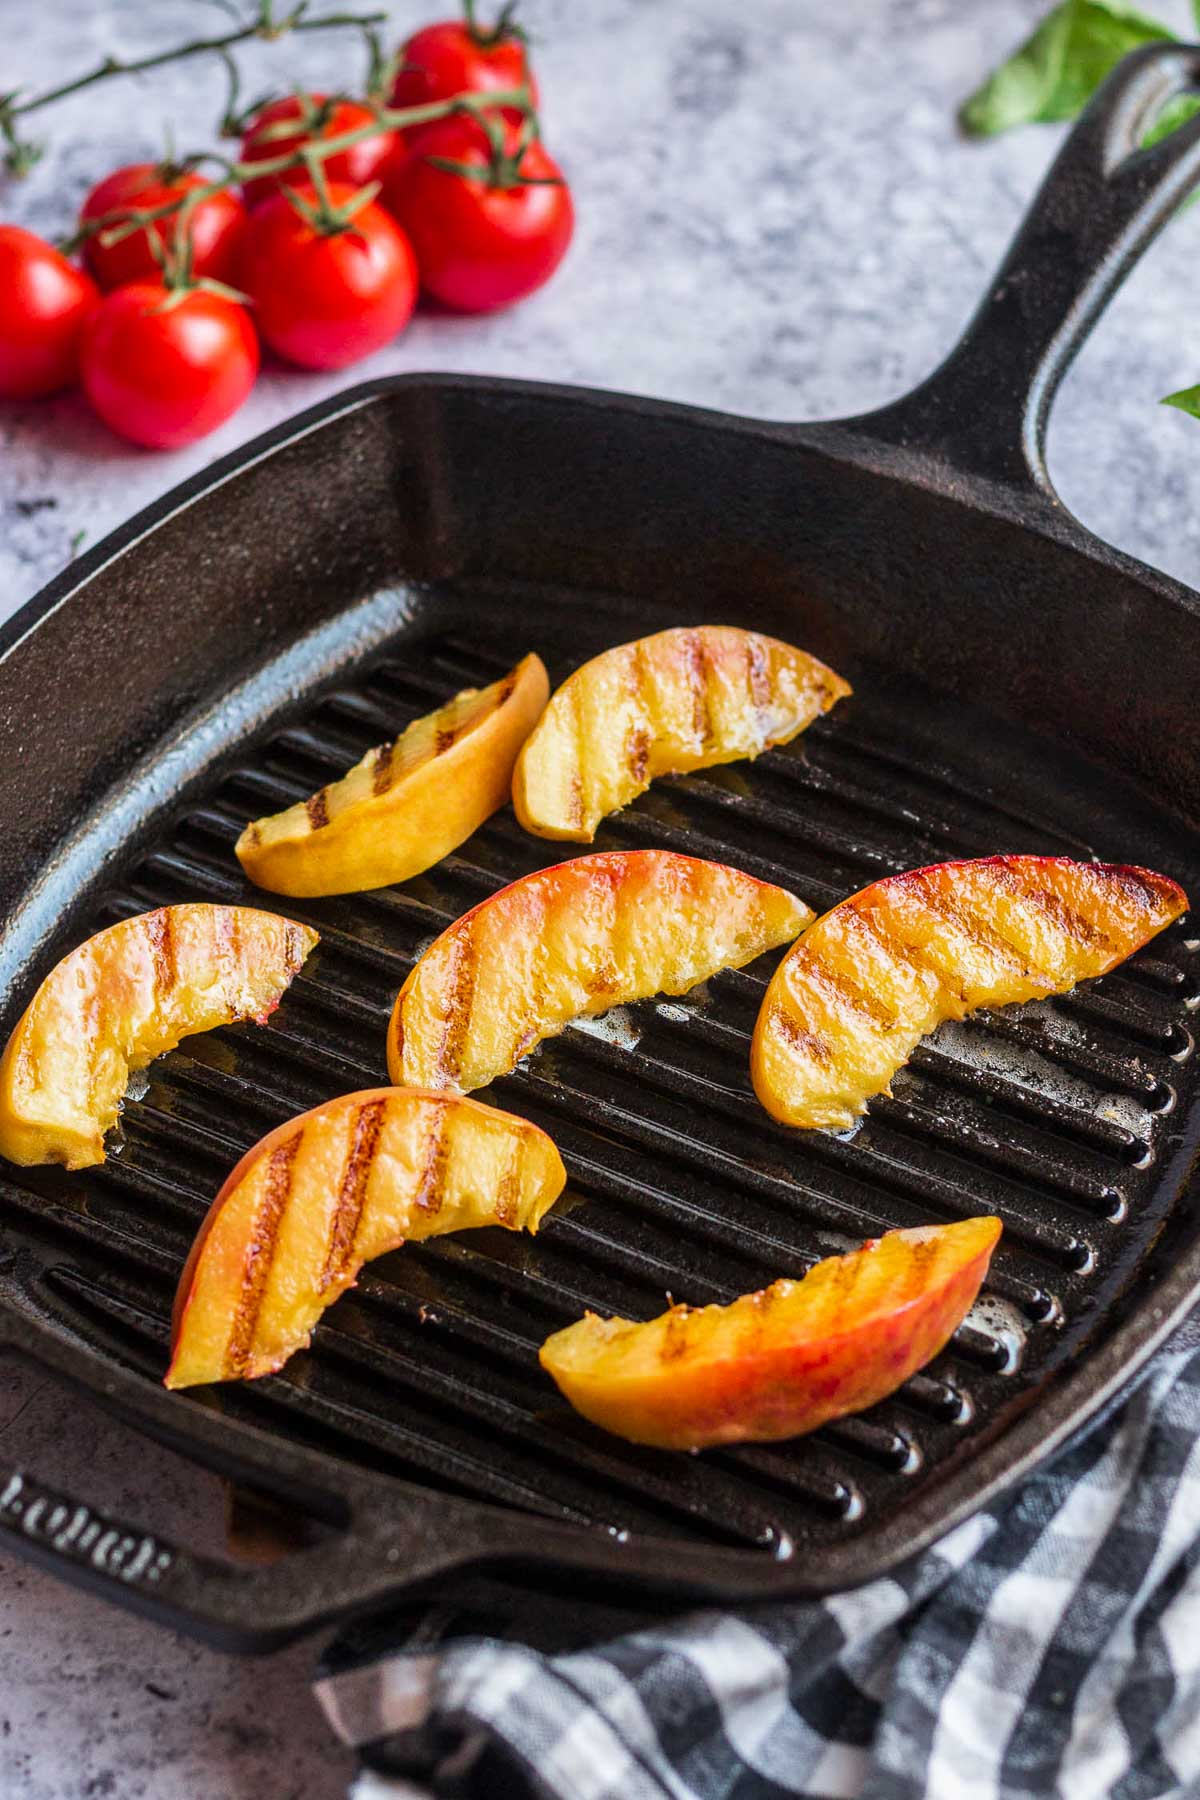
[0,226,99,400]
[237,184,417,370]
[390,14,537,127]
[382,118,572,313]
[240,96,399,211]
[81,283,258,449]
[80,163,246,291]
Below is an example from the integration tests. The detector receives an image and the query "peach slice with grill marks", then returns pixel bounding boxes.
[512,625,850,843]
[539,1217,1002,1450]
[167,1087,565,1387]
[388,848,813,1093]
[752,856,1188,1131]
[236,652,549,897]
[0,905,317,1171]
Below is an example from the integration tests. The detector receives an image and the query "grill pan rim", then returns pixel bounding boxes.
[3,44,1200,1646]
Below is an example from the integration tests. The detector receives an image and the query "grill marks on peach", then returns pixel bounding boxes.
[752,856,1188,1130]
[495,1135,525,1227]
[370,741,394,796]
[913,874,1027,962]
[996,866,1113,953]
[584,957,621,1000]
[433,934,478,1090]
[770,1008,833,1065]
[305,789,330,831]
[626,726,651,784]
[804,956,894,1030]
[321,1097,387,1291]
[282,921,308,977]
[226,1132,301,1377]
[683,628,713,750]
[1111,866,1170,910]
[413,1102,450,1218]
[745,632,771,730]
[144,908,177,1001]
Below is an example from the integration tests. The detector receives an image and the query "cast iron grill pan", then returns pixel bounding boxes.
[2,47,1200,1647]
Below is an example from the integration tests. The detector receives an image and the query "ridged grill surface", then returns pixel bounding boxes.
[4,612,1199,1560]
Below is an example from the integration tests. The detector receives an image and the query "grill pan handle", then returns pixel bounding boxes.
[0,1314,578,1651]
[855,43,1200,488]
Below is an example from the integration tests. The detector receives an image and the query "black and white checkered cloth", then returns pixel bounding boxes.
[315,1323,1200,1800]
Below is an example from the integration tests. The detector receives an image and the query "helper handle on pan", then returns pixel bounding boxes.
[0,1312,693,1650]
[856,43,1200,488]
[0,1447,534,1653]
[0,1437,681,1653]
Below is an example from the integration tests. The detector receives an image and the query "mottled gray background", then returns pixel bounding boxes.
[3,0,1200,1794]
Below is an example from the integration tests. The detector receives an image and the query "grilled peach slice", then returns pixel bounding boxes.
[389,849,813,1092]
[0,905,317,1171]
[753,856,1187,1130]
[167,1087,565,1387]
[236,652,549,896]
[512,626,849,842]
[540,1216,1001,1449]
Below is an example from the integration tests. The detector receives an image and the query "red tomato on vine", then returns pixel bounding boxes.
[0,226,99,399]
[390,3,537,126]
[80,163,246,291]
[383,116,572,313]
[81,282,258,449]
[237,181,418,370]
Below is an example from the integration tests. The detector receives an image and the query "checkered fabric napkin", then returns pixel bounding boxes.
[315,1322,1200,1800]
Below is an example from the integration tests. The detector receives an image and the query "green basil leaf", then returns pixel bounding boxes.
[1162,385,1200,418]
[1142,90,1200,149]
[961,0,1174,137]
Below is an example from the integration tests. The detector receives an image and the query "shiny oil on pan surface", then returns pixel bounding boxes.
[3,588,1200,1567]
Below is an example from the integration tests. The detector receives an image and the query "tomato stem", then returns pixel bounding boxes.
[66,84,539,250]
[138,189,252,309]
[461,0,528,52]
[0,0,388,176]
[362,24,405,104]
[284,152,381,235]
[424,106,557,191]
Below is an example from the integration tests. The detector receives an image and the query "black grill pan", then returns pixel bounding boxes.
[4,46,1200,1650]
